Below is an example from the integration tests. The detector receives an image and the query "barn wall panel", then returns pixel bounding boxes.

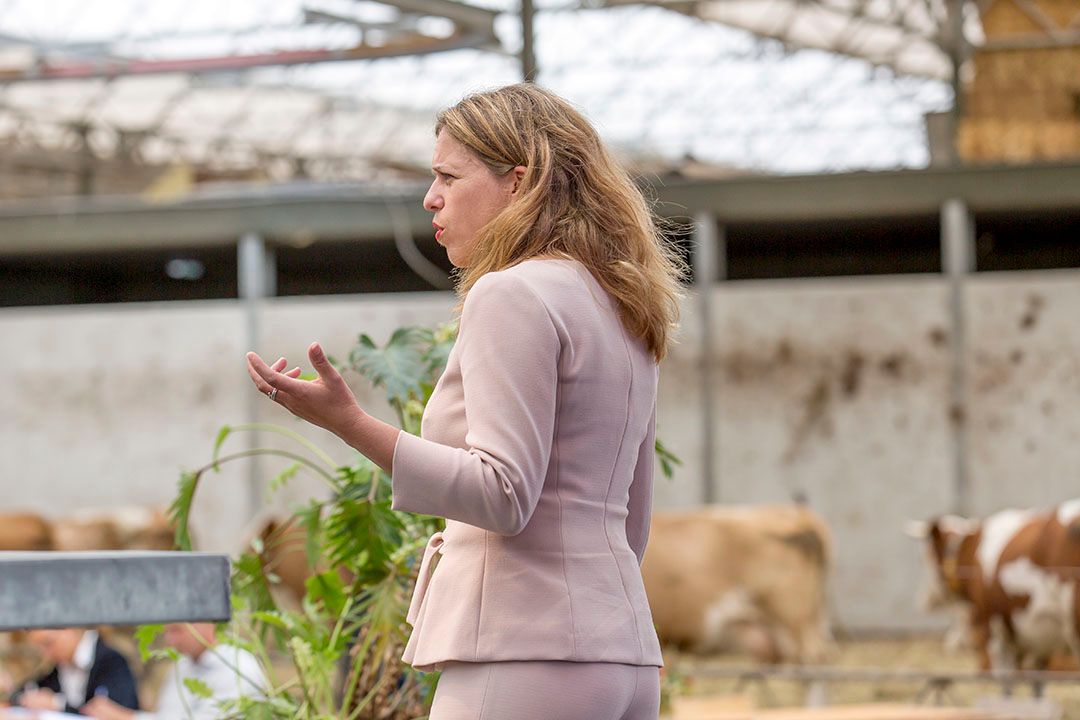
[706,278,955,629]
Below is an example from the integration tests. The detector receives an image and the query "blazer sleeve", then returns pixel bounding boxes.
[391,272,559,536]
[626,401,657,565]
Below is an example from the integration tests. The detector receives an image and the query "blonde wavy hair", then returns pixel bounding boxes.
[436,83,686,362]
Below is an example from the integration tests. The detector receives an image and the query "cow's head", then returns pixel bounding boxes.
[905,515,979,610]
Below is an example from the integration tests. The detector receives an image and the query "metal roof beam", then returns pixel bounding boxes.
[0,30,494,84]
[0,163,1078,254]
[0,187,435,252]
[376,0,499,33]
[651,161,1080,221]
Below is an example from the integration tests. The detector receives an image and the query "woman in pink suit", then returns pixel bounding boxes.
[246,83,684,719]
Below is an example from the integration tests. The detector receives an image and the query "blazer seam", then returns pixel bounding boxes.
[552,379,576,656]
[606,327,646,664]
[470,270,555,662]
[475,530,488,661]
[517,269,576,657]
[478,663,495,720]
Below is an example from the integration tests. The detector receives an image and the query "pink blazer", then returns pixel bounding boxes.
[390,257,663,671]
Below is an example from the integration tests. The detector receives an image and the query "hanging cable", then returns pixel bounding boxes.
[387,199,451,290]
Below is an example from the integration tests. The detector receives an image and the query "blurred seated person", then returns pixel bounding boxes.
[13,628,138,713]
[83,623,264,720]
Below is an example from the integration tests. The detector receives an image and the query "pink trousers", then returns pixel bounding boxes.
[429,660,661,720]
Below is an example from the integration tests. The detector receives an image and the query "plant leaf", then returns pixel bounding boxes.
[655,437,682,481]
[183,677,213,699]
[169,471,199,551]
[296,500,323,570]
[348,328,429,409]
[305,570,347,617]
[211,425,232,471]
[134,624,164,662]
[270,462,301,493]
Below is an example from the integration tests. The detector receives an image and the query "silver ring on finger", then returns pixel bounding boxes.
[268,388,278,402]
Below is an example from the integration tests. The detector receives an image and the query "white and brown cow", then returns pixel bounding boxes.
[911,498,1080,670]
[642,504,833,664]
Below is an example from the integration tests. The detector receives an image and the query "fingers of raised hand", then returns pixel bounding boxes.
[307,342,344,386]
[246,352,298,398]
[272,358,302,379]
[245,354,274,395]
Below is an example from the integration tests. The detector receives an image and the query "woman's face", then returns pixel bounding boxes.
[26,628,81,664]
[423,130,522,268]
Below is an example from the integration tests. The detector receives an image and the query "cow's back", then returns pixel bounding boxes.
[0,512,52,551]
[642,505,832,661]
[50,507,177,552]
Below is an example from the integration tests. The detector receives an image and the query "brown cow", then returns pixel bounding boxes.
[50,507,176,552]
[0,507,176,553]
[911,499,1080,670]
[642,505,833,664]
[0,513,52,551]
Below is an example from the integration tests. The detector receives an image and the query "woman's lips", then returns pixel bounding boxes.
[433,222,444,242]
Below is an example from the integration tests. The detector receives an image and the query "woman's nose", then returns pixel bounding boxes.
[423,183,442,212]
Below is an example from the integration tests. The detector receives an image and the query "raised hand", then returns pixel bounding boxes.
[246,342,366,439]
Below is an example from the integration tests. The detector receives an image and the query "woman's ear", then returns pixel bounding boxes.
[511,165,526,195]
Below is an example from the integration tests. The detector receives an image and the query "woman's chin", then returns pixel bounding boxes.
[446,247,472,269]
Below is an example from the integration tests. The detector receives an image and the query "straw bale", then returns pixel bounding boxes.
[965,85,1080,119]
[971,48,1080,91]
[981,0,1046,37]
[980,0,1080,37]
[958,117,1080,161]
[1027,0,1080,29]
[1037,119,1080,154]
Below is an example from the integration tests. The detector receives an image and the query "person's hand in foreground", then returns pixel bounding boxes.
[81,696,135,719]
[19,688,60,710]
[246,342,398,473]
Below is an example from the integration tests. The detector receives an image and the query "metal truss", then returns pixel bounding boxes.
[0,0,959,199]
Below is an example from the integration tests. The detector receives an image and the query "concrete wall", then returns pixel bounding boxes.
[965,272,1080,514]
[3,270,1080,630]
